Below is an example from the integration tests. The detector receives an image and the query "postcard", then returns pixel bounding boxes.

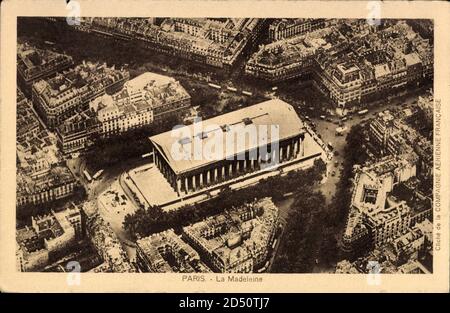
[1,0,449,292]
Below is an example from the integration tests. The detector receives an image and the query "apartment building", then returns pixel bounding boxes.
[16,205,82,271]
[17,42,73,96]
[246,20,433,110]
[32,61,129,129]
[182,198,279,273]
[92,72,190,137]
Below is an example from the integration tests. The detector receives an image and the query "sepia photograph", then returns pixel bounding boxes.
[1,0,449,293]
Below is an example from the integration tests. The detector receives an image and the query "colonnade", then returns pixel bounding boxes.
[153,134,305,195]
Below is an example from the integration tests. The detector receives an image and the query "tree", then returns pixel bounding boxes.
[86,115,180,171]
[271,191,326,273]
[272,124,370,272]
[122,162,326,240]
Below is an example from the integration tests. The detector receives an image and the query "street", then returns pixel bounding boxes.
[269,87,430,272]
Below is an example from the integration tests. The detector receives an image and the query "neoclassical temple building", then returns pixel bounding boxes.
[150,99,316,195]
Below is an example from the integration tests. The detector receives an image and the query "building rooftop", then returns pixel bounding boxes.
[17,206,80,257]
[16,97,41,144]
[404,52,421,67]
[248,26,337,68]
[335,260,360,274]
[344,155,416,239]
[87,213,135,273]
[399,260,430,274]
[366,200,411,226]
[136,228,204,273]
[247,19,433,85]
[182,198,278,271]
[16,165,76,195]
[150,99,305,174]
[413,219,433,242]
[93,72,190,121]
[124,72,176,92]
[17,42,73,82]
[33,61,129,109]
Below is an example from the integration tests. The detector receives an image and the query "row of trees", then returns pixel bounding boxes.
[85,115,179,172]
[123,159,327,240]
[272,124,369,272]
[18,18,231,82]
[271,190,326,272]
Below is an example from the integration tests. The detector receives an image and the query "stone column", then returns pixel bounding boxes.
[214,168,218,181]
[294,140,299,157]
[222,166,226,179]
[206,170,211,184]
[176,179,181,195]
[300,137,304,156]
[185,177,189,193]
[199,172,203,187]
[229,163,233,176]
